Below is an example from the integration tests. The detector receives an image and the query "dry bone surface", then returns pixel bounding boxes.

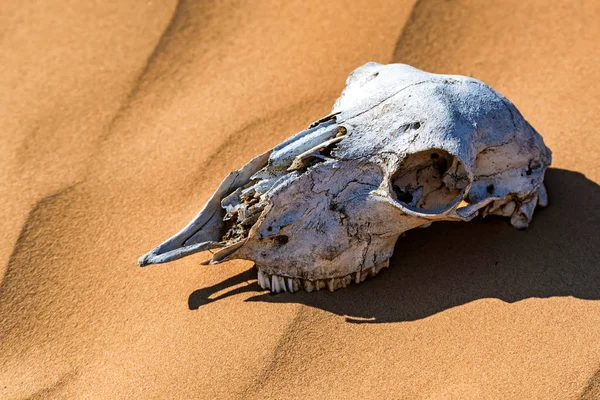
[139,63,552,293]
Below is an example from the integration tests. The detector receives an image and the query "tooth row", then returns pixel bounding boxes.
[256,260,390,294]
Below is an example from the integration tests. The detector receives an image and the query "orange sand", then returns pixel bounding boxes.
[1,1,599,398]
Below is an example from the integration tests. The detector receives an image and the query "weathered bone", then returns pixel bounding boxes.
[139,63,552,293]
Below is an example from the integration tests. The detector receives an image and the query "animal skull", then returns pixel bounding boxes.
[139,63,552,293]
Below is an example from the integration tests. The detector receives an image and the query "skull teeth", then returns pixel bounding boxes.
[256,260,390,293]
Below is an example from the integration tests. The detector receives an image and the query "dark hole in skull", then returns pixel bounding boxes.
[273,235,289,246]
[219,181,266,243]
[291,129,346,171]
[319,141,337,158]
[391,149,469,211]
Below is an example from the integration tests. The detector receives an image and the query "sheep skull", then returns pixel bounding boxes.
[138,63,552,293]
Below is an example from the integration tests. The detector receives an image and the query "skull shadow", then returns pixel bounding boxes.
[188,168,600,323]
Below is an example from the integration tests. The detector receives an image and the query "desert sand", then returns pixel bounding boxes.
[1,0,599,398]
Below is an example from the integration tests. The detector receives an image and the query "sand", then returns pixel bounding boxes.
[1,0,599,398]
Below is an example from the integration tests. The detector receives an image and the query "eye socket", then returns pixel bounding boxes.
[390,149,470,212]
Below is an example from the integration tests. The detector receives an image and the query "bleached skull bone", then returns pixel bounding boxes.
[139,63,551,293]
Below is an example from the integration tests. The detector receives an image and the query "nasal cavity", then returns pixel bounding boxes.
[391,149,468,211]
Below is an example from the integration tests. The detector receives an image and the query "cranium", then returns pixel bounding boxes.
[139,63,552,293]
